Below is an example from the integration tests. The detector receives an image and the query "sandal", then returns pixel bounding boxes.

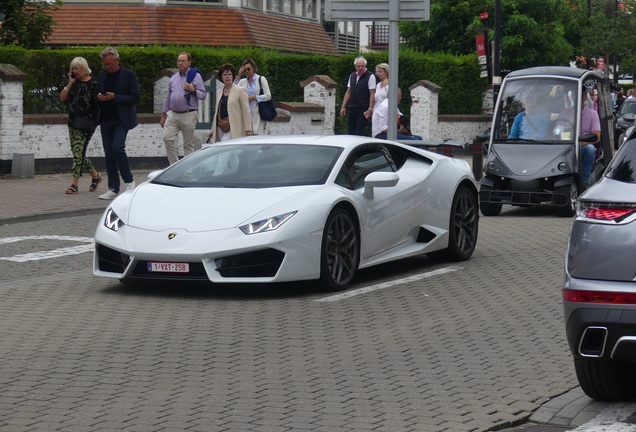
[66,184,79,195]
[89,174,103,192]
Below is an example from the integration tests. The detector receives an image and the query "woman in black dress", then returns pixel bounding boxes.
[60,56,101,194]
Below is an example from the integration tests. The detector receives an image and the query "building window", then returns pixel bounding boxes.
[267,0,315,19]
[169,0,224,3]
[367,23,404,49]
[242,0,263,9]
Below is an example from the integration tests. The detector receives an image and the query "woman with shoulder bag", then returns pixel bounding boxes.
[236,58,275,135]
[60,56,101,194]
[208,64,252,143]
[208,64,253,174]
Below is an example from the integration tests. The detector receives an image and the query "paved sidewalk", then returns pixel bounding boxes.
[500,387,624,431]
[0,170,154,225]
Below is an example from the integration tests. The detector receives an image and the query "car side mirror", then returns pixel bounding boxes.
[363,172,399,199]
[148,169,165,180]
[579,133,598,143]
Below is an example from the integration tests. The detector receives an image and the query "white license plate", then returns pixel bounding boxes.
[147,262,190,273]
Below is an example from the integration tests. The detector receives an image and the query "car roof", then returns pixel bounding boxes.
[215,134,390,149]
[505,66,605,80]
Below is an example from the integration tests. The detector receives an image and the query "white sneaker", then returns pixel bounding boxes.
[99,189,118,200]
[124,181,136,191]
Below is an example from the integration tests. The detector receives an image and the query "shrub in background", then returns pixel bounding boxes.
[0,45,487,130]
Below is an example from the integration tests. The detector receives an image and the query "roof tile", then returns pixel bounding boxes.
[50,6,338,55]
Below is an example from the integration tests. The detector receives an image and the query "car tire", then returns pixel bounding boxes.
[575,357,636,401]
[319,208,360,291]
[428,186,479,262]
[479,185,502,216]
[555,182,577,217]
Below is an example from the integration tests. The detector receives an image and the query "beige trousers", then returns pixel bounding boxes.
[163,110,199,165]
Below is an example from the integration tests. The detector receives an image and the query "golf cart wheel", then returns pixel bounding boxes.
[574,357,636,401]
[319,208,360,291]
[555,182,577,217]
[479,185,502,216]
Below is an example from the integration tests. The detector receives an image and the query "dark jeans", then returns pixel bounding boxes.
[100,120,133,193]
[347,106,369,136]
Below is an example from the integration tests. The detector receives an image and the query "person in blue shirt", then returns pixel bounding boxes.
[509,94,551,140]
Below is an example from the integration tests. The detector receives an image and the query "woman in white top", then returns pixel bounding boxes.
[235,58,272,135]
[372,63,389,137]
[374,63,389,108]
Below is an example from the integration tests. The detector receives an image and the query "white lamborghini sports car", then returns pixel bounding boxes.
[93,135,479,290]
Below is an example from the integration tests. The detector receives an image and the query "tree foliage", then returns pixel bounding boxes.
[400,0,586,71]
[580,0,636,75]
[0,0,61,49]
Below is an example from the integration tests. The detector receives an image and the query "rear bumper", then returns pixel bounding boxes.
[564,275,636,362]
[565,305,636,361]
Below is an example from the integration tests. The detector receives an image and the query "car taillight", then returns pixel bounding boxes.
[578,202,636,223]
[564,289,636,304]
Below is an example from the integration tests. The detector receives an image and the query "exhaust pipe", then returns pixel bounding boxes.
[579,326,608,357]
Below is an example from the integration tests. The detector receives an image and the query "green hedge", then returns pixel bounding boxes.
[0,46,487,124]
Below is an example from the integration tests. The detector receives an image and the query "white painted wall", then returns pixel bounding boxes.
[1,68,491,169]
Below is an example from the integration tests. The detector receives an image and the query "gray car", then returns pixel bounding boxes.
[563,134,636,401]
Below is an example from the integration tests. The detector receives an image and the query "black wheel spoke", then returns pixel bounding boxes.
[453,193,478,254]
[324,212,359,286]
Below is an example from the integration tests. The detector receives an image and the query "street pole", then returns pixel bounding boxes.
[613,0,619,83]
[387,0,399,140]
[493,0,501,105]
[587,0,591,69]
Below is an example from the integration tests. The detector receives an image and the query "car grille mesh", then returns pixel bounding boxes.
[215,249,285,278]
[96,244,129,274]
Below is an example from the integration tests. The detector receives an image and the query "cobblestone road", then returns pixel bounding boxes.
[0,206,577,432]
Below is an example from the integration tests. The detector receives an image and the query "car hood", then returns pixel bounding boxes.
[490,143,574,176]
[123,183,315,232]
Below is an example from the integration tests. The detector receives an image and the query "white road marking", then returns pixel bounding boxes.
[315,266,462,302]
[0,235,94,262]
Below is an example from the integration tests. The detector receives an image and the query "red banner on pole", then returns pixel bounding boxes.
[475,34,488,78]
[475,34,486,57]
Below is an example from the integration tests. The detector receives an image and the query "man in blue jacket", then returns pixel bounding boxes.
[96,47,140,200]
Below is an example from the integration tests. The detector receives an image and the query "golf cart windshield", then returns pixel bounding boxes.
[493,78,580,143]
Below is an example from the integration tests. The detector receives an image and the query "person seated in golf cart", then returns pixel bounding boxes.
[557,87,601,186]
[508,93,551,140]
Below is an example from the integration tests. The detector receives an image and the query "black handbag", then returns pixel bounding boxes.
[73,116,96,134]
[258,76,277,121]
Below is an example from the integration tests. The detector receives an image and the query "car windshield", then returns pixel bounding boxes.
[618,100,636,116]
[605,140,636,183]
[152,144,343,188]
[493,78,579,143]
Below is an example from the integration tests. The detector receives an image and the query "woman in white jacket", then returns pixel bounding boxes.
[236,58,272,135]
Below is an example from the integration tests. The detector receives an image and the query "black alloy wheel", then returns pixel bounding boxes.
[429,186,479,261]
[320,208,360,291]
